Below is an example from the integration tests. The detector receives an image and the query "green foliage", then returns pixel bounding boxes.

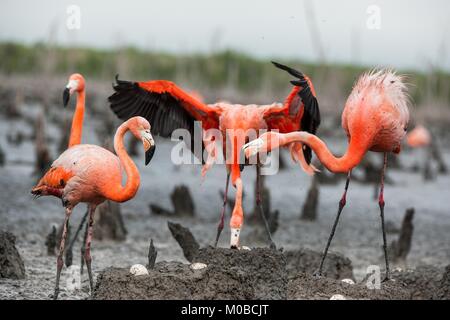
[0,42,449,106]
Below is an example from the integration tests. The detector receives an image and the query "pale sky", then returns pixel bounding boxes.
[1,0,449,71]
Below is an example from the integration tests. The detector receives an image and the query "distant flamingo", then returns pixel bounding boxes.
[31,116,155,299]
[63,73,87,147]
[406,125,431,148]
[108,62,320,249]
[244,69,409,280]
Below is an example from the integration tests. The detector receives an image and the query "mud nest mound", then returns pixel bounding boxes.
[0,231,25,279]
[92,248,448,300]
[284,248,353,280]
[391,265,450,300]
[93,247,286,300]
[288,273,410,300]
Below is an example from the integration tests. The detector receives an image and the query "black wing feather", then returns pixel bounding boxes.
[272,61,321,164]
[108,76,204,162]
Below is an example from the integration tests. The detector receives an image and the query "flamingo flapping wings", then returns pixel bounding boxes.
[108,61,320,249]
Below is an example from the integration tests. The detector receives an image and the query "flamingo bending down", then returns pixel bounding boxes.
[108,62,320,249]
[31,116,155,299]
[243,69,409,280]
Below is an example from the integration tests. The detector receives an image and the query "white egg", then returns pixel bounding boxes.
[190,262,207,270]
[129,264,149,276]
[341,278,355,285]
[330,294,346,300]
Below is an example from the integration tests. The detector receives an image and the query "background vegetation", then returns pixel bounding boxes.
[1,41,449,109]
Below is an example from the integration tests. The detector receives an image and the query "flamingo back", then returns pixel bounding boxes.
[342,69,410,154]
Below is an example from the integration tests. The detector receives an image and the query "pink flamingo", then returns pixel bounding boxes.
[406,125,431,148]
[243,69,410,280]
[107,62,320,249]
[61,73,91,272]
[31,116,155,299]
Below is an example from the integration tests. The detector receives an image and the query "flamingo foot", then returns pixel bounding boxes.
[313,270,323,278]
[230,227,241,249]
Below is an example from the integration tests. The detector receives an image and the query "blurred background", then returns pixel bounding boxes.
[1,0,449,119]
[0,0,449,299]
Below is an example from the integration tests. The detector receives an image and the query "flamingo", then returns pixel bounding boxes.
[406,125,431,148]
[31,116,155,299]
[63,73,87,147]
[61,73,92,272]
[243,69,410,280]
[108,62,320,249]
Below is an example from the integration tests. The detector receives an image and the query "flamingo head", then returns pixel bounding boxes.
[63,73,86,107]
[242,131,281,159]
[128,116,156,165]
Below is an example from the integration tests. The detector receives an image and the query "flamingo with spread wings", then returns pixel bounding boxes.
[108,62,320,249]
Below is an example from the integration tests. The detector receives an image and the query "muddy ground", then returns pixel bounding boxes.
[1,103,450,299]
[93,247,448,300]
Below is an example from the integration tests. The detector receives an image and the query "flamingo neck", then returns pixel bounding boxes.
[283,132,368,173]
[68,90,85,147]
[103,122,140,202]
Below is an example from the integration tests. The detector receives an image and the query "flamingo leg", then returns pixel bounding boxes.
[214,171,230,247]
[65,208,88,268]
[378,152,390,281]
[230,178,244,249]
[83,204,97,293]
[53,206,72,300]
[80,213,89,275]
[315,171,352,277]
[256,164,276,250]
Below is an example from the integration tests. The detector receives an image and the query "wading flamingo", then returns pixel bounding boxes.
[108,62,320,249]
[61,73,92,272]
[31,116,155,299]
[243,69,409,280]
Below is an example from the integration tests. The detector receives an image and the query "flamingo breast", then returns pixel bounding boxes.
[52,144,122,205]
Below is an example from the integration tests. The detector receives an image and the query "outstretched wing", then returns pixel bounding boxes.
[264,61,321,164]
[108,77,221,160]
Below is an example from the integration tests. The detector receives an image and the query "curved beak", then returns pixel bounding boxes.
[242,138,264,159]
[63,87,70,107]
[145,145,156,165]
[63,79,78,107]
[142,131,156,165]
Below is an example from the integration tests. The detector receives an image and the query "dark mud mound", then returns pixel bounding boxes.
[436,265,450,300]
[93,248,286,300]
[93,200,127,241]
[0,231,25,279]
[287,273,410,300]
[392,265,450,300]
[93,263,207,300]
[284,248,353,280]
[193,247,287,299]
[167,222,199,262]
